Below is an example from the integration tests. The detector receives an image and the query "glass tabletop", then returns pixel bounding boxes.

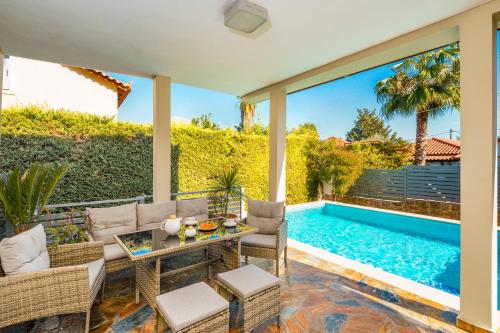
[116,219,255,258]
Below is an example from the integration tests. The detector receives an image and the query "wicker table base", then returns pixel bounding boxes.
[136,239,242,310]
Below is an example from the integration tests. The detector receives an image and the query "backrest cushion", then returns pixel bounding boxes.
[87,202,137,245]
[0,224,50,276]
[176,197,209,221]
[246,199,284,235]
[137,201,176,231]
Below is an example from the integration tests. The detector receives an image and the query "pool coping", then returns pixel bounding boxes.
[286,200,463,311]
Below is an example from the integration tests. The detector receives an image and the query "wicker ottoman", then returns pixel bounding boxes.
[155,282,229,333]
[216,264,281,333]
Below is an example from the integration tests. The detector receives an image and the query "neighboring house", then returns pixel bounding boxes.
[410,137,461,165]
[324,136,350,147]
[2,56,131,118]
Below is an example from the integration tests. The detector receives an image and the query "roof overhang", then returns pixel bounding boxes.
[0,0,493,98]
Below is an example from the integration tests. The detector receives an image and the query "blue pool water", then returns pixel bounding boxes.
[287,203,499,307]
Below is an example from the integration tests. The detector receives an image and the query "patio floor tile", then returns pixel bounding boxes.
[1,247,467,333]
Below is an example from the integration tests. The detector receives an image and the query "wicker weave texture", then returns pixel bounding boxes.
[157,308,229,333]
[136,260,160,309]
[0,241,105,331]
[208,240,240,273]
[49,241,104,267]
[217,281,280,333]
[241,220,288,276]
[105,257,134,273]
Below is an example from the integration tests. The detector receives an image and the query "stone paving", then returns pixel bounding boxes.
[1,247,467,333]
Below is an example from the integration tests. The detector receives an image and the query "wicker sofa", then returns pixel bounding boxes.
[241,200,287,276]
[0,234,105,333]
[86,197,210,274]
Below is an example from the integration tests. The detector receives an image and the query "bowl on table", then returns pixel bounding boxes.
[183,217,198,226]
[223,219,237,228]
[197,221,218,232]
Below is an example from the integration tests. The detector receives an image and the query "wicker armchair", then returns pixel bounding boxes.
[241,207,287,277]
[0,241,105,333]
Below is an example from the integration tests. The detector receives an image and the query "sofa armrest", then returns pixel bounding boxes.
[49,241,104,268]
[276,219,288,253]
[0,265,90,327]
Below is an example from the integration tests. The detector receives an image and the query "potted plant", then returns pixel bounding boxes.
[0,163,67,234]
[208,166,245,219]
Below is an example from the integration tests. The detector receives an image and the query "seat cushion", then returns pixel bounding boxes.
[156,282,228,332]
[246,199,284,235]
[103,243,128,261]
[217,264,280,298]
[86,258,105,288]
[176,197,209,221]
[241,234,277,249]
[87,202,137,245]
[0,224,50,276]
[137,201,176,231]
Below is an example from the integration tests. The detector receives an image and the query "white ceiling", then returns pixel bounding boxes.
[0,0,490,96]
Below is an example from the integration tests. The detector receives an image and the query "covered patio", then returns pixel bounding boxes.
[0,0,499,332]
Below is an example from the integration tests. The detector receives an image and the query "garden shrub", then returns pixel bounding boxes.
[1,106,318,205]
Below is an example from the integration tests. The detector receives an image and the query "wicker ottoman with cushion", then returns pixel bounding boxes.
[216,264,280,333]
[155,282,229,333]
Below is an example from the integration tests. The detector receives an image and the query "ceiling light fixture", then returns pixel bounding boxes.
[224,0,269,34]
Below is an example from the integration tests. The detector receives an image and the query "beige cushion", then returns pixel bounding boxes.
[241,234,277,249]
[86,258,105,288]
[137,201,176,231]
[104,243,128,261]
[246,199,284,235]
[156,282,228,332]
[217,264,280,298]
[0,224,50,275]
[176,197,209,221]
[87,202,137,245]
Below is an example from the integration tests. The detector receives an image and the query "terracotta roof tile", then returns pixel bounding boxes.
[325,137,349,147]
[410,137,461,162]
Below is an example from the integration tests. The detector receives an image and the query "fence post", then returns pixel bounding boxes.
[240,186,245,218]
[403,167,408,200]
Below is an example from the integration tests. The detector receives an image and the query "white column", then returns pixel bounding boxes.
[0,49,3,141]
[269,86,287,202]
[458,9,498,332]
[153,75,171,202]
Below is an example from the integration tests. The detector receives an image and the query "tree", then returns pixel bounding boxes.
[318,141,363,199]
[375,43,460,165]
[347,138,412,169]
[238,101,256,131]
[289,123,319,138]
[191,113,220,130]
[346,108,391,142]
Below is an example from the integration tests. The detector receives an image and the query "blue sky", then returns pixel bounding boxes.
[112,38,499,141]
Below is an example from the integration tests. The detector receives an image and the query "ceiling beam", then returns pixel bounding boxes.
[242,7,473,103]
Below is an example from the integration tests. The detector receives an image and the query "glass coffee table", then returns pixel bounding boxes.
[114,219,257,310]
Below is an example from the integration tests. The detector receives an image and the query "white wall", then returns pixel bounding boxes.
[2,57,118,117]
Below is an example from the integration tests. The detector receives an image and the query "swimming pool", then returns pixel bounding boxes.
[287,202,499,309]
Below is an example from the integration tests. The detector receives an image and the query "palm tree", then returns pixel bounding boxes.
[375,44,460,165]
[208,167,245,218]
[0,163,67,233]
[239,101,256,131]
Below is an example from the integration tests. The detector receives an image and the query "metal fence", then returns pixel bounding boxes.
[0,188,244,239]
[347,165,461,203]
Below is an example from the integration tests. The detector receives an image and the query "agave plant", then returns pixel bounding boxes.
[0,163,67,234]
[208,167,244,218]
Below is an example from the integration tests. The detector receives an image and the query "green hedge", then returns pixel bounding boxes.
[1,106,319,205]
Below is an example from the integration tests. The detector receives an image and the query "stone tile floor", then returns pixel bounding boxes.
[2,247,467,333]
